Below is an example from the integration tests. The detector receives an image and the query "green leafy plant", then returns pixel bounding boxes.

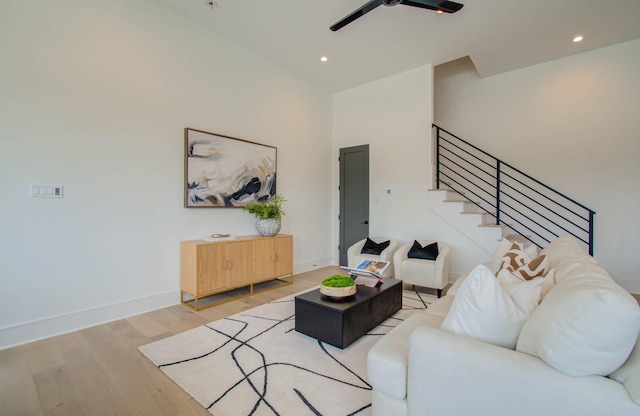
[321,275,355,288]
[243,194,286,220]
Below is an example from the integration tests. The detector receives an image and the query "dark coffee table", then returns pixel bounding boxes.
[294,277,402,349]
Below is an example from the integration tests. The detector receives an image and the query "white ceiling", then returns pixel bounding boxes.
[153,0,640,92]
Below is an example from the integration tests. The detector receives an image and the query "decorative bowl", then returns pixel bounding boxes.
[320,275,357,298]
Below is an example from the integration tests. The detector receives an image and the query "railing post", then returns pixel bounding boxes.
[495,160,501,225]
[435,126,441,189]
[588,211,594,256]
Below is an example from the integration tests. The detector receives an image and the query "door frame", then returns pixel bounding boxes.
[339,144,370,265]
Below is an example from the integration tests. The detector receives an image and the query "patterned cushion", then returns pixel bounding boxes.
[512,255,548,280]
[490,239,539,273]
[497,243,548,280]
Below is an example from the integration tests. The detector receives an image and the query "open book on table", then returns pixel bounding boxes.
[340,259,390,287]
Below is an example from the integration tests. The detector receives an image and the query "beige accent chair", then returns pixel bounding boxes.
[393,240,450,297]
[347,237,399,278]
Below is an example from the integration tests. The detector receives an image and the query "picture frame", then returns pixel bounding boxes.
[184,128,277,208]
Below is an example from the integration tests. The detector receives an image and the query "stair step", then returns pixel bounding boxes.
[429,190,467,200]
[428,190,504,255]
[429,185,466,199]
[443,197,479,204]
[440,181,457,190]
[503,234,528,243]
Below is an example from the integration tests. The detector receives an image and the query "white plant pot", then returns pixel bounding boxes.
[255,218,281,237]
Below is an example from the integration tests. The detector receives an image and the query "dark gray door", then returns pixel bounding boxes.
[339,145,369,265]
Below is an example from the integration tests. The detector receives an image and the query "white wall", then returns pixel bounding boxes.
[332,66,489,278]
[0,0,333,349]
[434,39,640,293]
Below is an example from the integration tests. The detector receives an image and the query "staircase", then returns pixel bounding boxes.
[428,188,526,255]
[429,125,596,255]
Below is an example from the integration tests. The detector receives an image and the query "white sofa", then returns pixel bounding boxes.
[367,236,640,416]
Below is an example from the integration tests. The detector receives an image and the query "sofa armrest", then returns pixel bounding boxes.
[407,326,638,416]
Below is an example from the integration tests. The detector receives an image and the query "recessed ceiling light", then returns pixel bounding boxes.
[320,56,328,62]
[436,10,444,14]
[573,35,584,43]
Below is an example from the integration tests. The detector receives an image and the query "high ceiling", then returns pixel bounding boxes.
[153,0,640,92]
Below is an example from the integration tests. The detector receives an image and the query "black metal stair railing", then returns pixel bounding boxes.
[433,124,596,255]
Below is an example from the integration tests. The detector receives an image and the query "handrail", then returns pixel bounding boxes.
[433,124,596,255]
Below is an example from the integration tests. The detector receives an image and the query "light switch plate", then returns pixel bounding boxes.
[30,184,63,198]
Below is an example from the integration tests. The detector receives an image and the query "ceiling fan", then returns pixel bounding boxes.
[330,0,464,32]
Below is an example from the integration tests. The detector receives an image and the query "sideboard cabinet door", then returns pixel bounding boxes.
[227,240,252,288]
[252,235,293,283]
[273,235,293,278]
[196,242,228,294]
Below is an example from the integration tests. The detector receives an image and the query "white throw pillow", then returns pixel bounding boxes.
[539,235,596,270]
[496,269,545,315]
[540,268,556,300]
[441,264,536,349]
[516,263,640,376]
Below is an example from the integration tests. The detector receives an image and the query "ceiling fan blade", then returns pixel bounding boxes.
[401,0,463,13]
[330,0,384,32]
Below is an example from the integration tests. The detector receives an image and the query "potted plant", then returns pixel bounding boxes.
[243,194,286,236]
[320,275,357,298]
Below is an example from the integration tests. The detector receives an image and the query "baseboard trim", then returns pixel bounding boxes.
[0,290,178,351]
[2,260,342,350]
[294,257,335,275]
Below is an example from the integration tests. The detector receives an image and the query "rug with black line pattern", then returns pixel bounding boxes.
[139,288,435,416]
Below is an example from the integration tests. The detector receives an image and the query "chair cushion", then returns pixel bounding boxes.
[407,240,438,260]
[361,237,390,255]
[516,262,640,376]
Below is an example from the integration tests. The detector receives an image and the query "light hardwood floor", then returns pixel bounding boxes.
[0,265,344,416]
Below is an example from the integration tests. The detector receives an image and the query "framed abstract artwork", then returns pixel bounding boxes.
[184,128,277,208]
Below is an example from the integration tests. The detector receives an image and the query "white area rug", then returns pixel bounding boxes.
[139,288,435,416]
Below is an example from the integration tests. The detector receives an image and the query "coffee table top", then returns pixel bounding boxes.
[295,277,401,312]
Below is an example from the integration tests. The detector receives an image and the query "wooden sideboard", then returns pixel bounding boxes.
[180,234,293,310]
